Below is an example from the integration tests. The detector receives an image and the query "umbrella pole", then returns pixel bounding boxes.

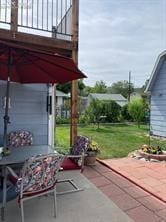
[3,49,12,149]
[3,77,10,149]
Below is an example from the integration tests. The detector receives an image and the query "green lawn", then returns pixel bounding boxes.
[55,123,166,159]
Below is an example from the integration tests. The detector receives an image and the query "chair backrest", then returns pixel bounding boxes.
[17,153,64,196]
[8,130,33,147]
[71,135,90,155]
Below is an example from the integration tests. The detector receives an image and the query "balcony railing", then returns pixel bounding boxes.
[0,0,72,40]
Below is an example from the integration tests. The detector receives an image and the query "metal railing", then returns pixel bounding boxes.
[0,0,11,26]
[0,0,72,39]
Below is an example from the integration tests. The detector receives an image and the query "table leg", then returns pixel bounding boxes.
[1,166,7,221]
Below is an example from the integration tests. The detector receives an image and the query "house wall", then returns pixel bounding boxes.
[57,97,63,107]
[0,82,49,145]
[150,59,166,137]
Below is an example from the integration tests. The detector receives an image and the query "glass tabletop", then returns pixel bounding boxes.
[0,145,56,166]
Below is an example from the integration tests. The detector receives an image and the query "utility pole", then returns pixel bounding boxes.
[128,71,131,102]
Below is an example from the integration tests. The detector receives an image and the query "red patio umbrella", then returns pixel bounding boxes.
[0,40,86,148]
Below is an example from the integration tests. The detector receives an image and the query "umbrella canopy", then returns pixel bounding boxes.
[0,40,86,83]
[0,40,86,148]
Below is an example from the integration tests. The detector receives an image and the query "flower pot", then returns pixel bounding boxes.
[85,151,97,166]
[138,150,166,161]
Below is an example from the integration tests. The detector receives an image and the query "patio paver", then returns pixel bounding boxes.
[101,157,166,203]
[83,161,166,222]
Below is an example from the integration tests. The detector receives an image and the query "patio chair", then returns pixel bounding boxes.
[5,153,64,222]
[7,130,33,147]
[7,130,34,173]
[58,135,90,195]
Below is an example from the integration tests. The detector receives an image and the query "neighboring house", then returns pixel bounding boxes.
[88,93,127,107]
[78,96,88,114]
[55,90,70,118]
[145,50,166,137]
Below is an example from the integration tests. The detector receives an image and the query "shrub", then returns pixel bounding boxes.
[79,114,91,124]
[56,116,70,124]
[128,98,145,127]
[121,104,133,121]
[103,101,121,122]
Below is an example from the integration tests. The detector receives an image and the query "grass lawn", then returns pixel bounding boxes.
[55,123,166,159]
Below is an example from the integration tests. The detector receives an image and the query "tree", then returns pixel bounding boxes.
[56,80,86,96]
[121,104,133,121]
[83,86,93,96]
[108,80,134,99]
[78,80,86,96]
[128,98,145,127]
[85,99,104,128]
[103,101,121,122]
[90,80,107,93]
[84,99,122,126]
[56,82,71,93]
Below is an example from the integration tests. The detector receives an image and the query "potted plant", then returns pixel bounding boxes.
[139,144,166,161]
[85,140,101,166]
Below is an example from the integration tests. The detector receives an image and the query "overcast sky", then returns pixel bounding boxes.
[79,0,166,88]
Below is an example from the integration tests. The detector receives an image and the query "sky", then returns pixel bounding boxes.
[79,0,166,88]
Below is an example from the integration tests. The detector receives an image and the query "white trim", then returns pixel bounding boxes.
[48,84,55,147]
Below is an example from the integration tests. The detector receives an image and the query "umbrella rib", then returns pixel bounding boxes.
[10,48,53,83]
[10,49,27,82]
[29,52,81,74]
[0,41,84,76]
[11,47,79,74]
[22,54,58,82]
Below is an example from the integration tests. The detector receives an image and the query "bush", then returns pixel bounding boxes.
[79,114,91,124]
[128,98,145,127]
[83,99,121,124]
[103,101,121,122]
[121,104,133,121]
[56,116,70,124]
[84,99,104,125]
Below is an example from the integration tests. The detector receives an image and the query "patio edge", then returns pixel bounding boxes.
[97,158,166,204]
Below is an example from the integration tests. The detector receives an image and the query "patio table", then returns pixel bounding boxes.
[0,145,56,220]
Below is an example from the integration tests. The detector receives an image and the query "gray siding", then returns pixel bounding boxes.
[0,82,48,145]
[150,59,166,137]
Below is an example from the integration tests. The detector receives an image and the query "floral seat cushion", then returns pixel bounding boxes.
[8,130,33,147]
[70,135,90,166]
[16,154,64,195]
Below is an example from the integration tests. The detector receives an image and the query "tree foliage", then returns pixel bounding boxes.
[56,80,86,96]
[83,99,121,126]
[56,82,71,93]
[108,80,134,99]
[85,99,104,128]
[78,80,86,96]
[103,101,121,122]
[121,104,133,121]
[89,81,107,93]
[128,98,145,127]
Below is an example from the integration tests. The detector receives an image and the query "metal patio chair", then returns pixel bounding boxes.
[7,130,34,173]
[6,153,64,222]
[58,135,90,194]
[8,130,33,147]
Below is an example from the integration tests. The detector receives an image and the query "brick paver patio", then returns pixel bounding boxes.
[83,161,166,222]
[101,157,166,203]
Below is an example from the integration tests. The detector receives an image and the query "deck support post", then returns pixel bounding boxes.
[71,0,79,146]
